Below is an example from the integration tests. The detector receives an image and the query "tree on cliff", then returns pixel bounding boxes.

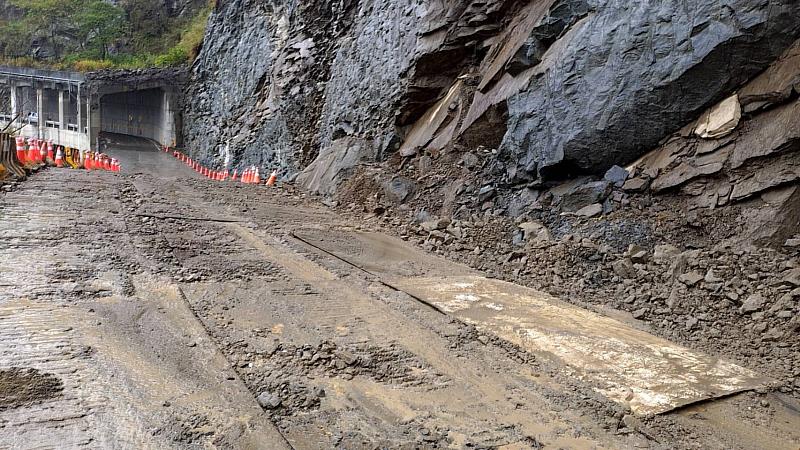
[5,0,72,58]
[0,20,30,58]
[73,0,127,59]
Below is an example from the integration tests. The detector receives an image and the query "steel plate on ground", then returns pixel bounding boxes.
[390,275,770,415]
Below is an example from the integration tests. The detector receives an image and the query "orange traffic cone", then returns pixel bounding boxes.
[31,141,39,164]
[15,137,27,164]
[231,169,238,181]
[55,147,64,167]
[39,141,47,164]
[267,170,278,186]
[46,142,55,165]
[27,139,38,164]
[253,168,261,184]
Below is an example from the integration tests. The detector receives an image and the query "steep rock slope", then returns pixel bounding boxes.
[185,0,800,193]
[184,0,362,171]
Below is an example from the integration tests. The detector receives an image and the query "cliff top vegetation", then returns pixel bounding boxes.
[0,0,212,71]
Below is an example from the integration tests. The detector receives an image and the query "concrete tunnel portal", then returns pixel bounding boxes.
[99,87,179,147]
[0,66,184,152]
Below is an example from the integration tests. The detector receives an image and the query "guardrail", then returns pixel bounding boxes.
[0,65,85,83]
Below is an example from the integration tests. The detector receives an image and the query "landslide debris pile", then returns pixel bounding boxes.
[331,38,800,396]
[182,0,800,398]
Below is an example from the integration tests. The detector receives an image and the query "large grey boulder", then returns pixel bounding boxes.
[501,0,800,180]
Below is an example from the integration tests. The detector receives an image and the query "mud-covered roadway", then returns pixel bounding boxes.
[0,134,798,449]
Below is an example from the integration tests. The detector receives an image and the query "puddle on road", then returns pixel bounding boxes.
[390,275,771,416]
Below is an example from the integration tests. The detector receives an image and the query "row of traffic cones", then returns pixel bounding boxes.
[166,146,278,186]
[15,136,120,172]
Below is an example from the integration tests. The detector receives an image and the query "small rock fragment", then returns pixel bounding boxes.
[740,293,766,314]
[257,392,282,409]
[518,221,551,243]
[782,268,800,286]
[622,178,648,192]
[604,165,629,186]
[478,186,496,202]
[679,272,704,287]
[576,203,603,218]
[653,244,680,262]
[421,218,451,232]
[613,259,637,279]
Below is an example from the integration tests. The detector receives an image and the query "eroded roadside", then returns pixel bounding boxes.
[1,165,799,449]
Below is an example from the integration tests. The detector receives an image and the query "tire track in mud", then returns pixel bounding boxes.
[160,213,632,448]
[0,171,291,448]
[120,173,592,447]
[0,175,119,448]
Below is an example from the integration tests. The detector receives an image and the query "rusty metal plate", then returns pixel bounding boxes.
[390,275,771,416]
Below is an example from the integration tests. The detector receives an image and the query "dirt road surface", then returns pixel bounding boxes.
[1,135,798,448]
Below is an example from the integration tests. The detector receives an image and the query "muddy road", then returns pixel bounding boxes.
[0,137,798,448]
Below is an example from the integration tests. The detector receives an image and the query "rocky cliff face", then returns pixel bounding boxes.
[184,0,800,200]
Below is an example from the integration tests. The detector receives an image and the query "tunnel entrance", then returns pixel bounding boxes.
[99,88,178,147]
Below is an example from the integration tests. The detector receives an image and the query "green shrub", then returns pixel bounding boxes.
[1,0,213,70]
[154,47,189,67]
[72,59,114,71]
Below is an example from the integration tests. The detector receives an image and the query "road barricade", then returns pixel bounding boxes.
[2,133,27,179]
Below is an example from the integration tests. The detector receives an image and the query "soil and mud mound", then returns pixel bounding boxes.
[0,368,63,410]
